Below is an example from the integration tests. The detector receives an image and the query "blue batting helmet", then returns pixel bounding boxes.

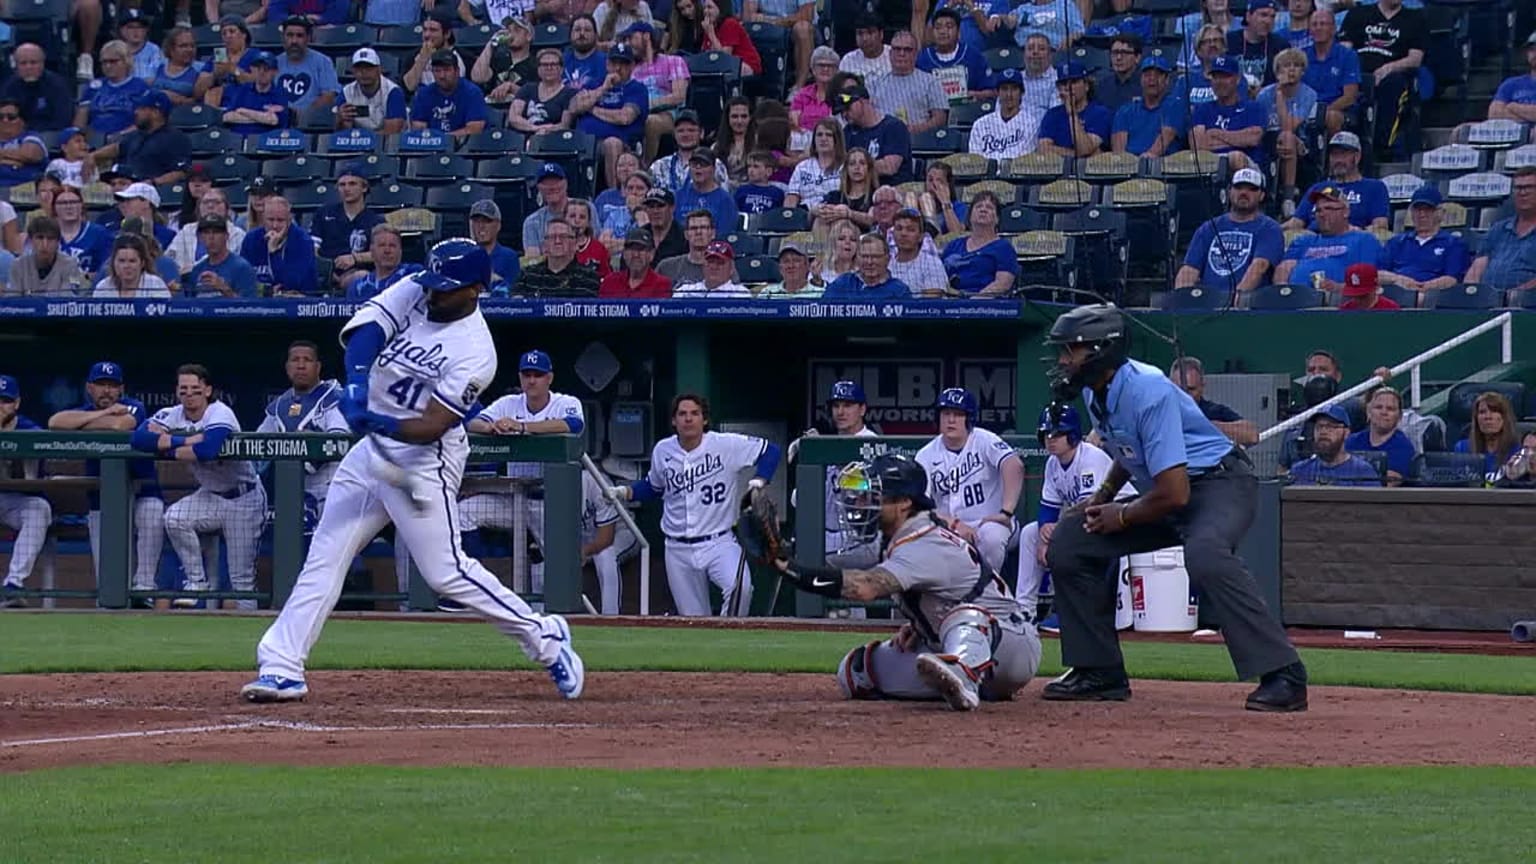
[419,238,491,292]
[935,387,978,426]
[827,379,866,405]
[1036,402,1082,447]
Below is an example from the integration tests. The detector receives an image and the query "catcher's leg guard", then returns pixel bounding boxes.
[938,605,1000,679]
[836,640,885,700]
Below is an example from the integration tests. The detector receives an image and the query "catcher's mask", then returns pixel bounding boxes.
[833,454,932,547]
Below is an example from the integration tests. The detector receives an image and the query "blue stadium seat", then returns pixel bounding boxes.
[368,182,427,210]
[457,24,497,51]
[1381,282,1421,309]
[263,155,327,186]
[1162,285,1228,310]
[250,22,284,50]
[998,204,1048,234]
[719,232,766,255]
[188,128,239,157]
[376,25,421,50]
[910,127,961,158]
[750,207,812,236]
[312,23,372,53]
[405,154,474,185]
[1427,282,1500,309]
[205,153,258,185]
[1445,381,1526,437]
[474,155,539,184]
[531,23,571,50]
[1248,284,1323,310]
[738,254,781,285]
[170,103,217,132]
[983,47,1025,70]
[459,129,526,157]
[423,182,493,213]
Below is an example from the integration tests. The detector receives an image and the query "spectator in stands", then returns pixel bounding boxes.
[269,0,350,26]
[337,48,408,135]
[835,83,914,184]
[744,0,812,86]
[927,0,1011,56]
[713,96,756,185]
[0,102,46,190]
[1036,61,1109,157]
[597,155,646,237]
[1014,0,1083,50]
[914,162,967,235]
[643,187,688,259]
[472,16,536,102]
[469,199,522,289]
[1176,167,1284,297]
[241,196,320,296]
[1288,404,1382,486]
[310,162,384,282]
[205,16,260,106]
[813,148,875,230]
[115,183,178,249]
[367,0,428,25]
[1300,8,1359,140]
[1339,0,1424,159]
[871,31,948,134]
[1094,35,1143,112]
[570,43,648,193]
[838,13,889,80]
[756,239,821,298]
[1456,392,1521,478]
[345,224,423,298]
[737,152,786,215]
[411,50,491,136]
[785,119,843,209]
[675,239,751,296]
[919,9,994,104]
[117,10,163,83]
[276,15,342,114]
[406,14,466,93]
[219,51,292,136]
[92,91,191,185]
[940,191,1017,297]
[1189,54,1264,170]
[565,14,609,90]
[1487,33,1536,126]
[1227,0,1286,88]
[1178,0,1238,67]
[45,130,94,190]
[1175,25,1226,106]
[600,227,673,297]
[78,41,152,135]
[458,0,537,29]
[625,26,687,162]
[244,176,277,230]
[182,216,259,297]
[824,232,910,299]
[1346,385,1413,484]
[1258,48,1316,212]
[169,161,213,231]
[0,45,75,131]
[790,46,839,141]
[115,216,181,286]
[1283,131,1389,231]
[967,68,1037,160]
[169,189,247,272]
[565,198,611,277]
[1275,0,1317,51]
[1019,34,1060,127]
[1111,56,1183,157]
[7,217,85,296]
[1378,186,1470,295]
[651,109,728,194]
[0,374,49,607]
[55,187,113,276]
[1462,168,1536,294]
[94,234,171,297]
[507,48,574,136]
[153,26,211,108]
[867,184,906,243]
[1273,185,1381,291]
[889,208,946,297]
[1338,261,1399,310]
[596,0,653,51]
[1169,356,1259,444]
[658,209,734,284]
[816,217,858,283]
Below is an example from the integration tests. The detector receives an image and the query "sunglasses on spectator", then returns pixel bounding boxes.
[0,113,19,120]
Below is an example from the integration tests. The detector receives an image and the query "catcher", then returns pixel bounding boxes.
[741,453,1041,711]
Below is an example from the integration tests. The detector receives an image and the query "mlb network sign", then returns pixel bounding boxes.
[807,358,1019,434]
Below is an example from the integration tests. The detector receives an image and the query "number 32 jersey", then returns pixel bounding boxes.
[915,428,1018,524]
[647,431,768,539]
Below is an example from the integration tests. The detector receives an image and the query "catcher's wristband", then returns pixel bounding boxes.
[781,560,843,598]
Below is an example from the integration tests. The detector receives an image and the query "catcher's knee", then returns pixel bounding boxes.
[835,640,885,700]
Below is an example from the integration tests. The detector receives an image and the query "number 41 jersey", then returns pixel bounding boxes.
[915,427,1017,524]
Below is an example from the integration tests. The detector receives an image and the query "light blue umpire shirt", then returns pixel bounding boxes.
[1083,359,1235,492]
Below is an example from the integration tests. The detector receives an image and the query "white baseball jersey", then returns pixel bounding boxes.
[916,428,1018,524]
[477,391,585,480]
[1040,439,1135,512]
[648,430,768,539]
[150,401,259,492]
[581,470,619,539]
[967,107,1040,160]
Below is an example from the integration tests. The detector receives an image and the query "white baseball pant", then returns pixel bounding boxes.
[965,519,1015,578]
[164,486,267,606]
[664,533,751,617]
[591,524,637,615]
[87,498,167,591]
[0,492,51,588]
[1015,520,1046,611]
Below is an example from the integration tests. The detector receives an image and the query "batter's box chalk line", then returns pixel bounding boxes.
[2,720,599,748]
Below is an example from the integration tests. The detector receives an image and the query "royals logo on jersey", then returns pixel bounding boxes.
[647,431,767,538]
[1040,439,1131,511]
[915,429,1016,523]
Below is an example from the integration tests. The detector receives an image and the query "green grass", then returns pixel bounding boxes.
[4,765,1535,863]
[4,614,1536,694]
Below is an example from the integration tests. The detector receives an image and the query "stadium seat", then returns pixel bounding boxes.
[285,183,327,212]
[1069,44,1108,71]
[998,205,1048,234]
[205,153,258,185]
[194,22,223,50]
[188,128,238,157]
[406,154,475,185]
[457,24,497,51]
[368,182,427,211]
[1495,145,1536,173]
[1381,283,1421,309]
[948,101,988,130]
[1427,283,1500,309]
[910,127,961,158]
[170,103,217,132]
[376,25,422,50]
[156,183,183,211]
[475,155,539,184]
[983,47,1026,70]
[337,154,399,182]
[1412,144,1484,180]
[250,22,283,50]
[1457,119,1529,150]
[247,128,309,157]
[1053,207,1127,299]
[385,207,439,240]
[459,129,526,157]
[719,232,766,255]
[318,128,380,156]
[1353,450,1390,483]
[960,179,1018,204]
[1162,284,1228,311]
[1080,152,1140,183]
[939,153,991,181]
[1000,153,1069,192]
[1108,178,1176,278]
[263,155,327,186]
[744,21,789,101]
[531,23,571,49]
[1030,179,1097,210]
[1011,230,1077,297]
[1446,172,1511,208]
[387,129,454,155]
[1381,172,1427,205]
[423,182,493,212]
[750,208,811,235]
[296,106,338,134]
[1248,284,1323,310]
[738,254,780,285]
[1411,452,1485,488]
[312,23,372,53]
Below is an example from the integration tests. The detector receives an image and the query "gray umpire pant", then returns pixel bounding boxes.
[1044,454,1298,681]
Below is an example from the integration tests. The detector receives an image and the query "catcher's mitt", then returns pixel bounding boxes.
[735,488,785,564]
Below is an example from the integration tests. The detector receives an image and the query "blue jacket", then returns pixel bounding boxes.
[240,224,320,296]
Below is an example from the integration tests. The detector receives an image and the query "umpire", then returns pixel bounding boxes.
[1041,304,1308,712]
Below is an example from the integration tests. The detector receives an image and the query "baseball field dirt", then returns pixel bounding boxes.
[6,670,1536,772]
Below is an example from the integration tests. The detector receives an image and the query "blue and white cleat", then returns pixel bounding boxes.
[241,674,309,703]
[544,614,585,700]
[1038,613,1061,635]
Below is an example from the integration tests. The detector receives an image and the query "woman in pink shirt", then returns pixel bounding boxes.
[789,45,839,150]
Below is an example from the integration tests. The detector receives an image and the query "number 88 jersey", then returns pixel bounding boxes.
[915,427,1018,525]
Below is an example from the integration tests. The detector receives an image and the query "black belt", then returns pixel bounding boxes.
[668,528,732,544]
[211,482,258,500]
[1192,449,1253,477]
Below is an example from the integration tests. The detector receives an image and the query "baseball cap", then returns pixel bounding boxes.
[0,375,17,401]
[1410,185,1443,208]
[87,361,122,383]
[119,216,148,236]
[336,160,371,182]
[249,176,276,195]
[1245,0,1279,11]
[1343,262,1378,296]
[186,161,211,181]
[674,108,701,127]
[115,182,161,207]
[622,20,654,36]
[1310,403,1350,426]
[704,240,734,260]
[1327,130,1362,151]
[196,215,228,233]
[624,226,654,248]
[643,187,674,206]
[1139,54,1173,74]
[119,8,149,27]
[519,349,553,374]
[218,13,250,32]
[249,51,276,68]
[537,161,566,182]
[777,240,809,258]
[1308,184,1346,204]
[430,49,458,67]
[281,13,313,30]
[608,43,636,62]
[100,163,132,183]
[995,67,1024,89]
[58,126,84,146]
[134,90,171,115]
[1054,61,1089,81]
[1231,166,1265,188]
[505,15,532,31]
[351,47,381,66]
[832,85,868,114]
[469,199,502,220]
[1208,54,1241,76]
[687,150,714,166]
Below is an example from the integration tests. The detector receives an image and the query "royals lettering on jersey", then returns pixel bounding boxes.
[149,401,260,491]
[476,391,584,480]
[647,430,767,538]
[915,428,1017,524]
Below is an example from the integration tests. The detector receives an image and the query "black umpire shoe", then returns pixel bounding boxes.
[1245,661,1309,712]
[1042,666,1132,702]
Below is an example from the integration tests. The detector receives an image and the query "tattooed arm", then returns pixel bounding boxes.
[841,567,905,602]
[772,558,903,601]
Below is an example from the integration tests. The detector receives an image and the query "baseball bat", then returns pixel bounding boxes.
[730,546,749,617]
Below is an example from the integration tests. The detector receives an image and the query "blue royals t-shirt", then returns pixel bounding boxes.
[1191,97,1266,163]
[80,75,150,134]
[221,82,291,136]
[61,222,115,275]
[1183,213,1285,288]
[409,78,490,133]
[940,235,1019,294]
[1112,95,1186,155]
[1303,42,1361,106]
[1037,102,1112,151]
[576,78,647,144]
[1292,178,1391,229]
[1494,73,1536,106]
[276,48,341,112]
[734,183,784,215]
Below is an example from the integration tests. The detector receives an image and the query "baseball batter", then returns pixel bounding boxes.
[256,342,349,523]
[243,239,583,703]
[774,453,1041,710]
[131,364,265,610]
[609,394,780,617]
[914,388,1023,576]
[45,361,165,603]
[0,375,51,608]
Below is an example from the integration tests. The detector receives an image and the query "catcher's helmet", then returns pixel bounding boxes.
[1043,303,1129,399]
[1036,402,1082,447]
[832,453,933,546]
[419,238,492,292]
[827,379,867,405]
[935,387,978,427]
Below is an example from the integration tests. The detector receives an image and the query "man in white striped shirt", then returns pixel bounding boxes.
[839,13,890,81]
[887,209,947,296]
[870,31,948,134]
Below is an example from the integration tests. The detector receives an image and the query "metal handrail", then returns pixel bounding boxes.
[581,453,651,616]
[1257,312,1515,443]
